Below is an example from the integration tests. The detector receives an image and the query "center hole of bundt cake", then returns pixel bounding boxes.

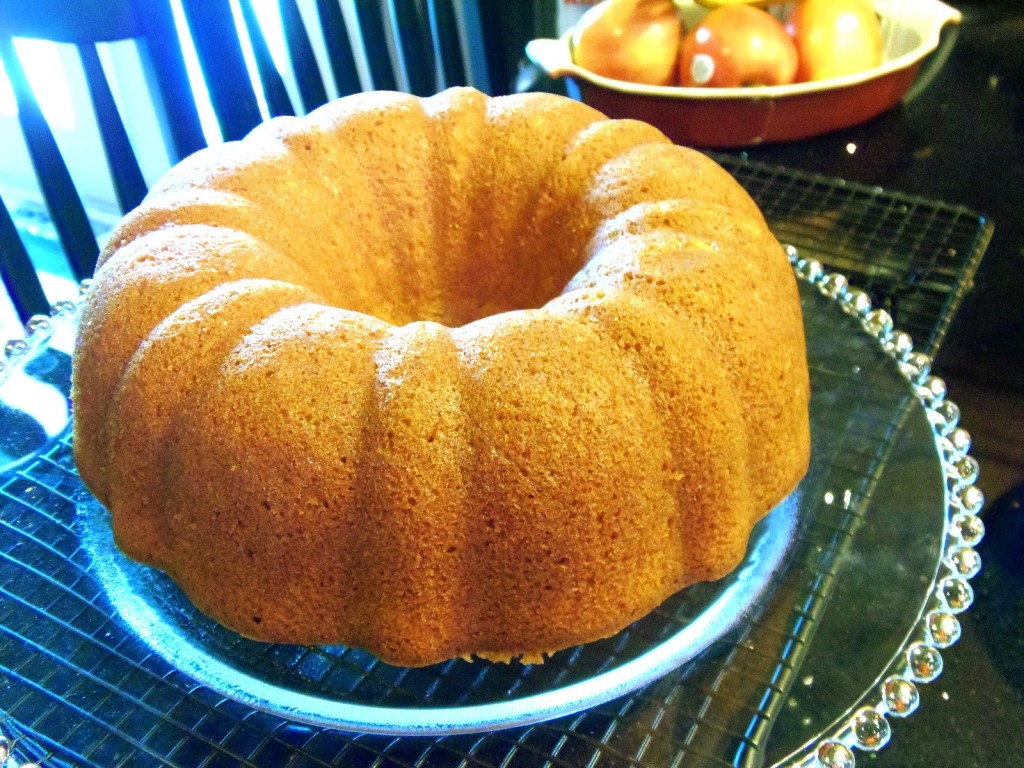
[357,236,586,328]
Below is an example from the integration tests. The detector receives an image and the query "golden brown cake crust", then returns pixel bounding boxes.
[72,87,810,667]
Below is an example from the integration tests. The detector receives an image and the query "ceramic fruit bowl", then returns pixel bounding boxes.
[526,0,961,147]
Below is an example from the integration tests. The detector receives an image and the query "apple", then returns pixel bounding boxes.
[572,0,683,86]
[679,5,798,88]
[787,0,884,82]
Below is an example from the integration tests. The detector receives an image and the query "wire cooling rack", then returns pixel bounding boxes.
[0,157,992,767]
[711,153,991,358]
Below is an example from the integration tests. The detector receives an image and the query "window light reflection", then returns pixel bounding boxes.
[0,38,77,130]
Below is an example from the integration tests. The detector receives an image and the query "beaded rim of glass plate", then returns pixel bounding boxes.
[780,246,984,768]
[0,253,985,768]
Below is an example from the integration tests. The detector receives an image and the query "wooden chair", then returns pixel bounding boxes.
[0,0,215,321]
[1,194,48,322]
[172,0,500,138]
[0,0,295,323]
[200,0,550,118]
[0,0,547,326]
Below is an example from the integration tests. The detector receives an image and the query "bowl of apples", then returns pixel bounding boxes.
[526,0,962,147]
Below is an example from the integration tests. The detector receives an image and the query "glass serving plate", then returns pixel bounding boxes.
[0,257,985,768]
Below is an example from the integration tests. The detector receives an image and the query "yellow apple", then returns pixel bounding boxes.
[787,0,884,82]
[572,0,683,86]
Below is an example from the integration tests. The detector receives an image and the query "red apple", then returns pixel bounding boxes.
[679,5,798,88]
[787,0,884,82]
[572,0,682,86]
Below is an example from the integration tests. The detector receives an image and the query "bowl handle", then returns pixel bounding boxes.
[903,1,962,103]
[525,37,575,80]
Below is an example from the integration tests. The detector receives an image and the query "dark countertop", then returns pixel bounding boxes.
[723,3,1024,765]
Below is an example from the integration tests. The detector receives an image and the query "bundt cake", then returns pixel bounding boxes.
[72,87,810,667]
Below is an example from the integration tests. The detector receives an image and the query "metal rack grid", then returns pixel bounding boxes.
[0,158,992,767]
[711,153,992,359]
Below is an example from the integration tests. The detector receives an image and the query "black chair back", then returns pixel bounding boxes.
[1,195,49,322]
[0,0,545,328]
[0,0,211,313]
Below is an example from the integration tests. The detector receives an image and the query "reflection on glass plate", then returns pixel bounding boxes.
[0,308,76,473]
